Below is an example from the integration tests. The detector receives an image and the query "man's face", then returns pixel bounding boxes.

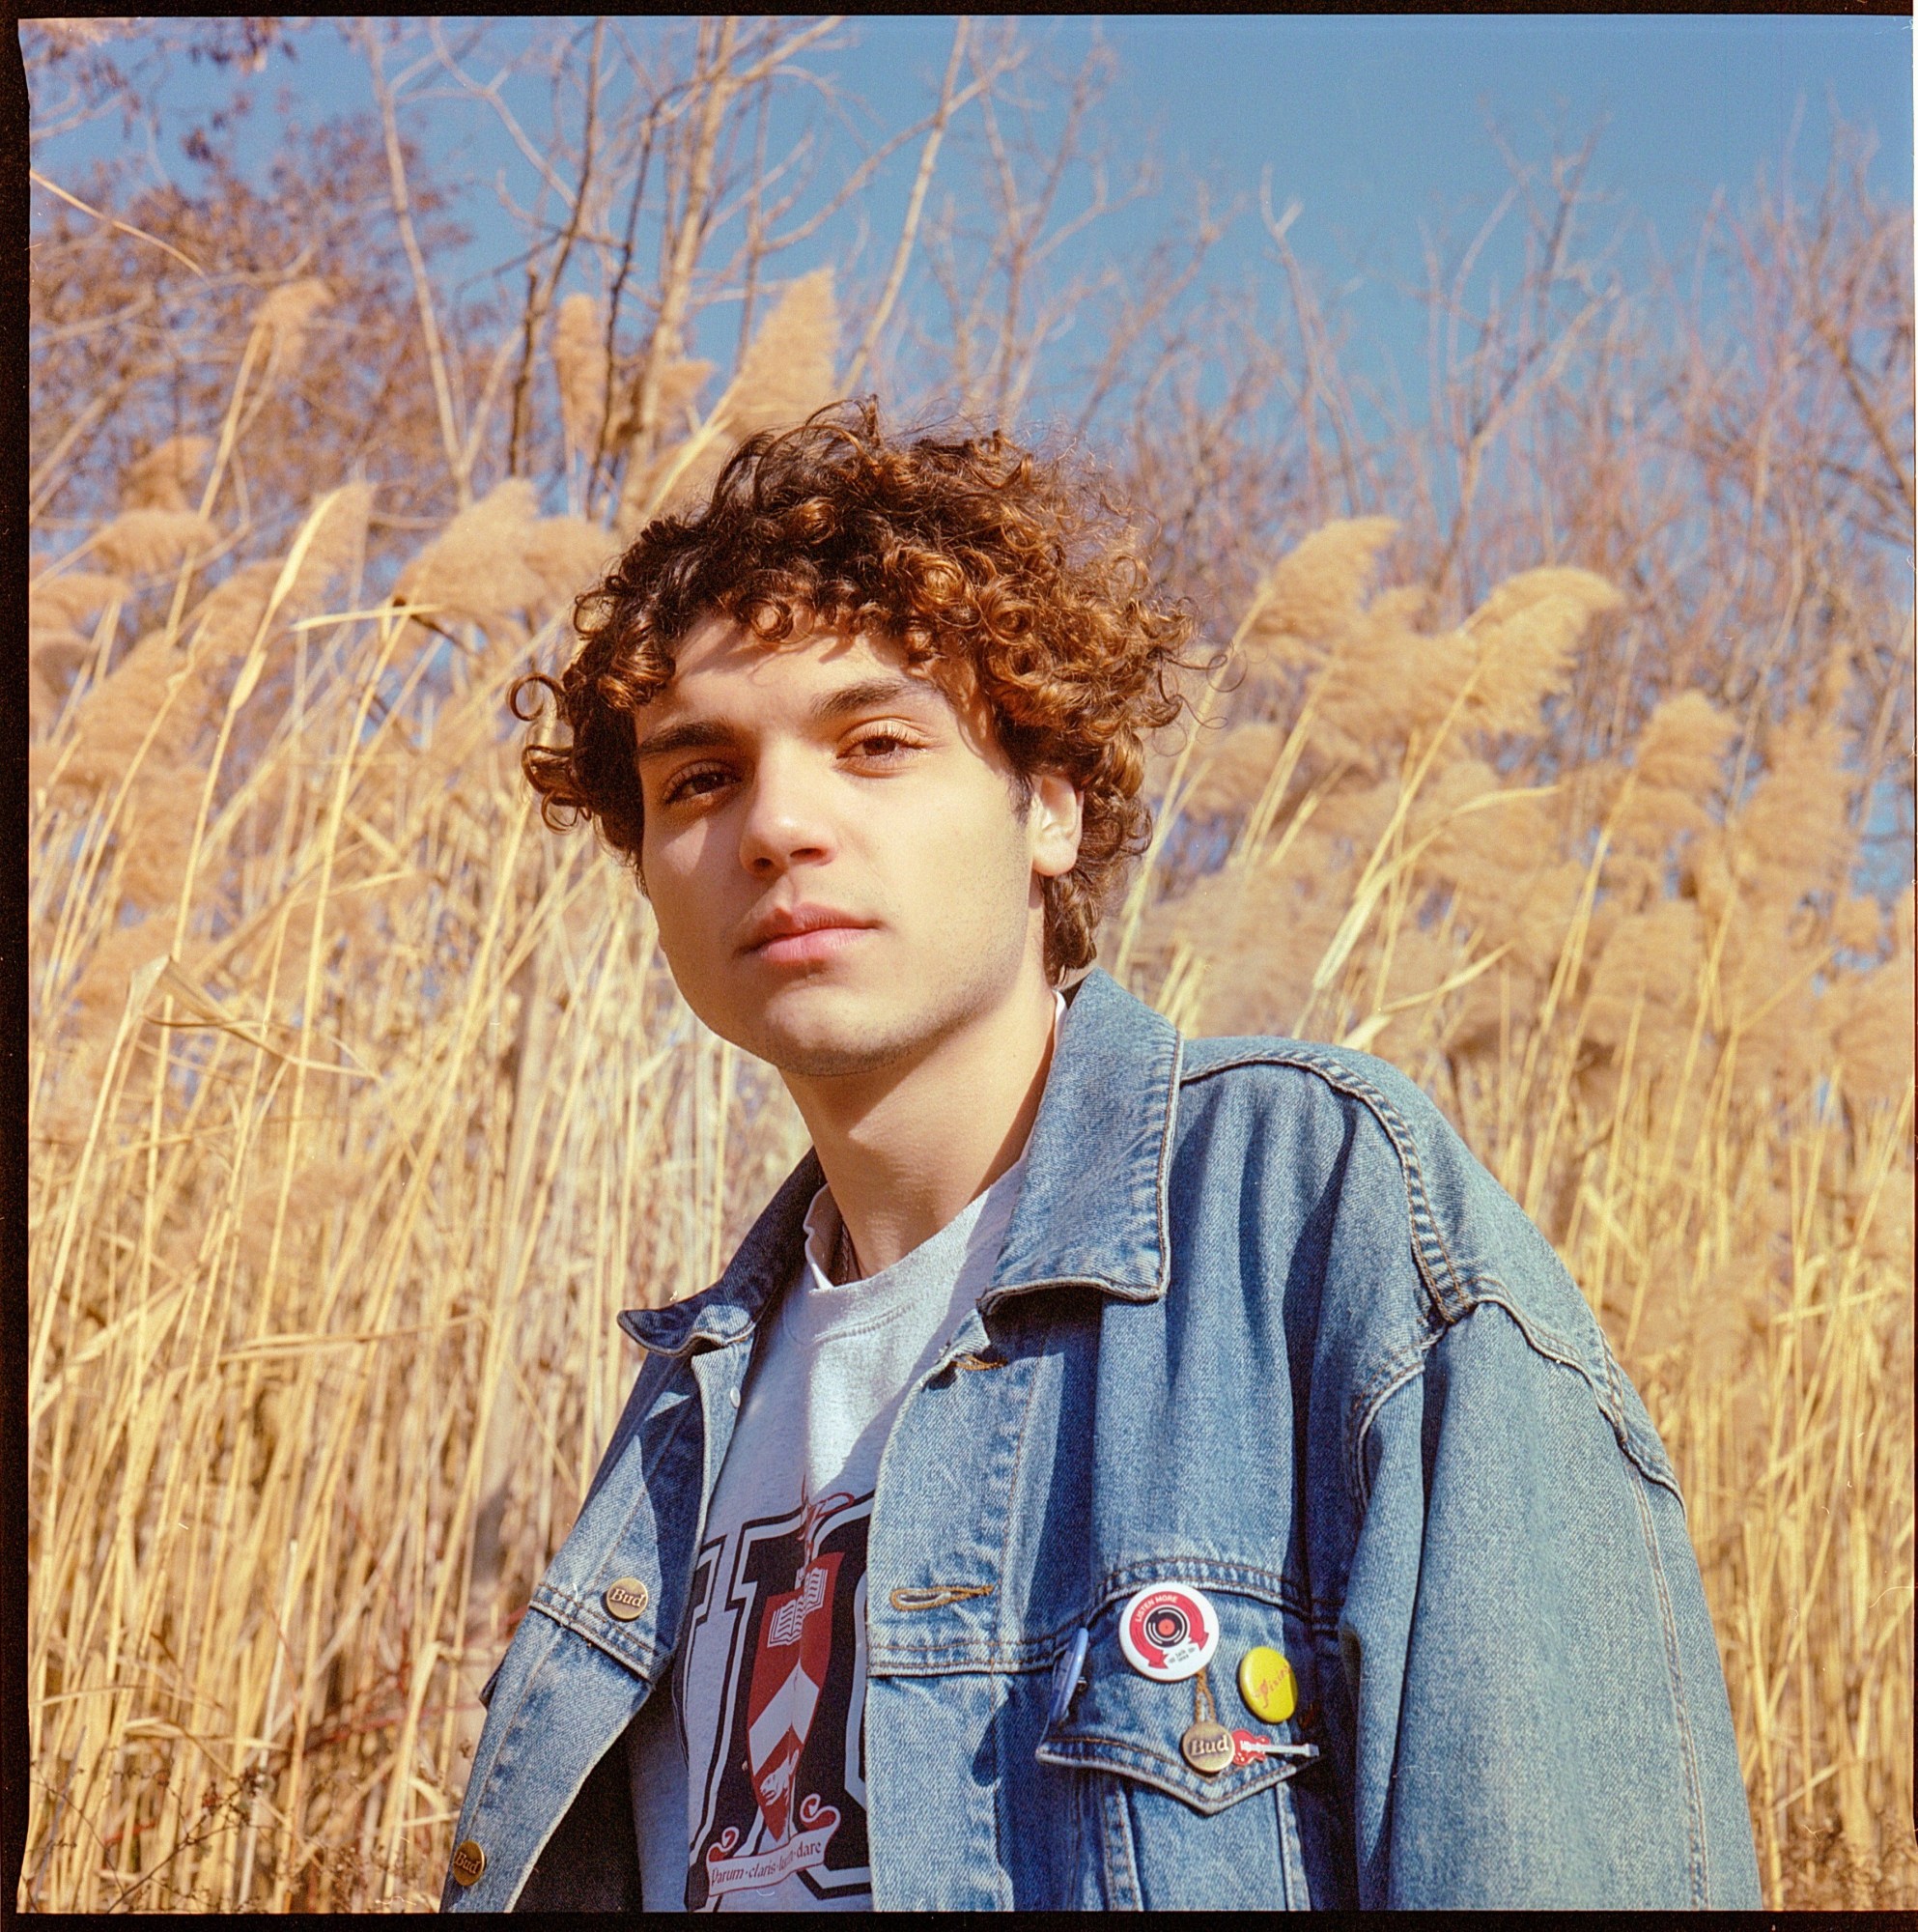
[635,612,1082,1080]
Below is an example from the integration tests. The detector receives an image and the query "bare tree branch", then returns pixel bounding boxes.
[845,17,970,393]
[363,19,471,508]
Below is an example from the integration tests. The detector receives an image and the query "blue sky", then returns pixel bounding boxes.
[842,14,1913,252]
[1102,14,1911,242]
[32,14,1914,429]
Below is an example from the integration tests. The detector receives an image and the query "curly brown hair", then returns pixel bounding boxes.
[514,399,1203,982]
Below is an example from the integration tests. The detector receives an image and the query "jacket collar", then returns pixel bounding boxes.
[618,965,1182,1357]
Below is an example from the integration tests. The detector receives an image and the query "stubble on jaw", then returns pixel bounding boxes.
[721,806,1045,1084]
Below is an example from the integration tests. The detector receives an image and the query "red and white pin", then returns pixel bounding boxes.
[1117,1583,1220,1682]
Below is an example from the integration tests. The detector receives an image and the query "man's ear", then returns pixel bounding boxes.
[1029,773,1083,881]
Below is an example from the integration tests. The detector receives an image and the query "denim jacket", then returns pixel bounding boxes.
[441,966,1761,1911]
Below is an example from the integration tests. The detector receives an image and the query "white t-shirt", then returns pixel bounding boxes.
[628,996,1058,1912]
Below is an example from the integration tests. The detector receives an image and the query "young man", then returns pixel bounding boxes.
[441,405,1762,1912]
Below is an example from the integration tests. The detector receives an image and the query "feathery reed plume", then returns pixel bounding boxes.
[627,268,839,526]
[1182,720,1286,819]
[1176,822,1351,1036]
[551,293,609,457]
[1831,894,1883,954]
[1610,689,1737,864]
[41,509,341,819]
[183,559,285,668]
[28,571,127,629]
[279,480,373,616]
[116,798,194,912]
[1313,604,1474,773]
[28,572,122,727]
[52,628,206,797]
[522,514,621,611]
[120,435,214,512]
[718,266,838,441]
[392,480,548,639]
[1584,896,1704,1053]
[1460,567,1622,739]
[86,507,217,581]
[1718,898,1832,1097]
[1414,755,1558,893]
[1309,772,1401,852]
[65,914,175,1028]
[1239,515,1399,668]
[1733,714,1856,907]
[648,356,716,437]
[1824,928,1914,1108]
[252,276,333,384]
[554,293,715,461]
[28,628,91,729]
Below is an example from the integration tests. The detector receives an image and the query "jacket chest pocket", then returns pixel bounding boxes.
[1035,1581,1322,1911]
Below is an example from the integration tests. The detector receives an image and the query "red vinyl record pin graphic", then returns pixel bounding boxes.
[1117,1583,1220,1682]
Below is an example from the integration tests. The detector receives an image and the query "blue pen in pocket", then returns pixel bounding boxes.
[1047,1626,1090,1730]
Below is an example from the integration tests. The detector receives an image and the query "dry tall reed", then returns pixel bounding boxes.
[25,479,1911,1909]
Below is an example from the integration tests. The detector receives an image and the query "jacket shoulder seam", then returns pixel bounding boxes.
[1178,1041,1469,1328]
[1181,1044,1678,1499]
[1453,1279,1678,1493]
[1347,1334,1436,1512]
[1348,1293,1681,1515]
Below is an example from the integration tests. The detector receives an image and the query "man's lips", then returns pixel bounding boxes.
[747,924,874,966]
[741,905,878,963]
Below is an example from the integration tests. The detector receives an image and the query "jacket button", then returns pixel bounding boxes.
[604,1577,650,1620]
[450,1839,486,1886]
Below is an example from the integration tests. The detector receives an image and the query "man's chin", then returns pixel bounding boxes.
[726,977,925,1080]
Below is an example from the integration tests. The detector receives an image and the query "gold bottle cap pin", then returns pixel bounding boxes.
[1237,1645,1297,1724]
[603,1577,650,1621]
[1181,1719,1235,1776]
[450,1839,487,1886]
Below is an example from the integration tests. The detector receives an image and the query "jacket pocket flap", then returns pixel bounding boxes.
[1035,1724,1312,1816]
[1034,1579,1317,1816]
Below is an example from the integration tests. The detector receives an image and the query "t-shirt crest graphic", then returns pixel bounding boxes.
[746,1554,837,1839]
[686,1489,871,1909]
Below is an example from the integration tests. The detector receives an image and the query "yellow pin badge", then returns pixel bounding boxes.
[1236,1644,1297,1724]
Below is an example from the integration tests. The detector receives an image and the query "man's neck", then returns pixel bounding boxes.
[783,973,1061,1278]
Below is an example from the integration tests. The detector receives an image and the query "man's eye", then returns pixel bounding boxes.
[851,732,917,760]
[661,766,730,806]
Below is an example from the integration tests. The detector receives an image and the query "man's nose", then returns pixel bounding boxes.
[736,745,837,873]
